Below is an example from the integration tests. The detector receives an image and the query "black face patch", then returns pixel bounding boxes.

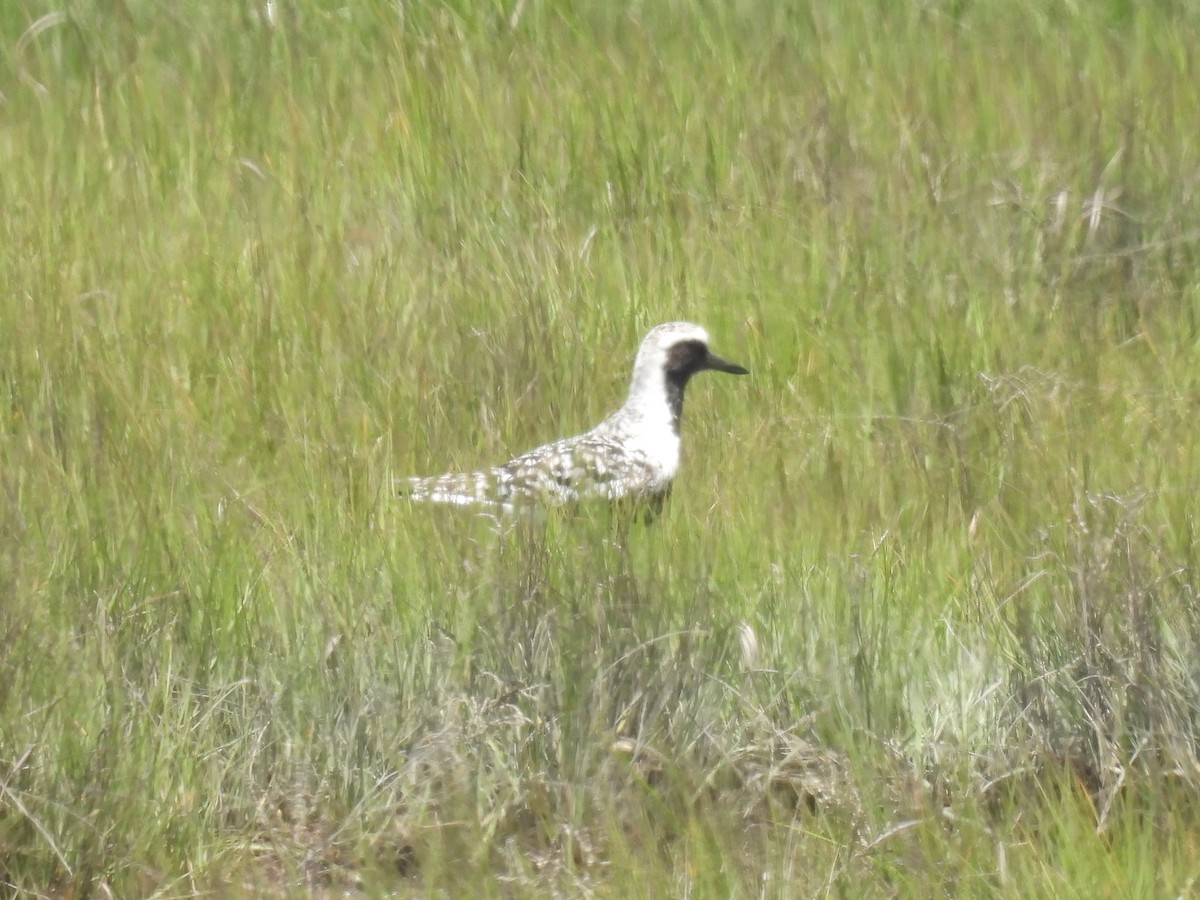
[664,340,710,380]
[662,340,710,433]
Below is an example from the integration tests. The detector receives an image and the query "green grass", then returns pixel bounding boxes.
[4,0,1200,894]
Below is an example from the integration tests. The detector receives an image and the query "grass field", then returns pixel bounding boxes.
[4,0,1200,895]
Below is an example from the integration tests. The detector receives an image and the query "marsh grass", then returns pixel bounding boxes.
[3,0,1200,895]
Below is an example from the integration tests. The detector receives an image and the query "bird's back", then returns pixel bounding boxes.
[402,422,672,511]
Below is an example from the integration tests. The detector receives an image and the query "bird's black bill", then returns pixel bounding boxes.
[704,351,749,375]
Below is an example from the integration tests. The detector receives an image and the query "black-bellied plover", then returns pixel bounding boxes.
[400,321,748,513]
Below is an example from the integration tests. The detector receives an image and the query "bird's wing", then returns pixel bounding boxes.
[492,434,663,504]
[402,434,665,509]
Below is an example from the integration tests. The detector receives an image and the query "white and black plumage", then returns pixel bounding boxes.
[400,321,748,513]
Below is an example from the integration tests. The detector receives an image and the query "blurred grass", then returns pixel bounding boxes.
[3,0,1200,895]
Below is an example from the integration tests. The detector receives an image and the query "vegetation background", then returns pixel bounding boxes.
[3,0,1200,895]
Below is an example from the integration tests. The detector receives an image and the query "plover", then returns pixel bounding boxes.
[400,321,748,513]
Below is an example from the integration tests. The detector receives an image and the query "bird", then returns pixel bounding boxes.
[399,321,748,514]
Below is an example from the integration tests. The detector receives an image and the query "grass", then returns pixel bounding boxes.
[3,0,1200,894]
